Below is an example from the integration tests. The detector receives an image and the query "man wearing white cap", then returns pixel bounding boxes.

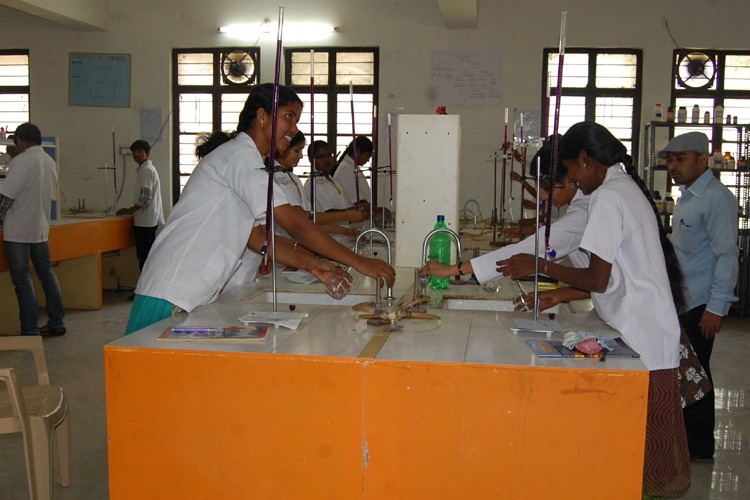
[660,131,739,461]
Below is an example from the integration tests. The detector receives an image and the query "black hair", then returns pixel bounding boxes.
[558,121,685,311]
[341,136,373,159]
[307,140,331,162]
[530,134,565,183]
[130,139,151,153]
[289,131,305,149]
[195,131,233,159]
[333,136,373,174]
[236,83,303,133]
[194,83,304,159]
[14,122,42,145]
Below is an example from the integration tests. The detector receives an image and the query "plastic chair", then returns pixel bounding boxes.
[0,336,70,499]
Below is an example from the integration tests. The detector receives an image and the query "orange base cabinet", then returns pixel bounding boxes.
[105,347,648,499]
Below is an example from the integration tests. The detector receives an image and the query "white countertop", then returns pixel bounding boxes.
[108,267,647,372]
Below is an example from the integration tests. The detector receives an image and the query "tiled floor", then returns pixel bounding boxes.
[0,291,747,499]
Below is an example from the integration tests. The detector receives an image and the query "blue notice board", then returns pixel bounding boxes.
[69,53,131,107]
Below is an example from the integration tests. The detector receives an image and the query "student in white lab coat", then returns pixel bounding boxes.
[421,141,591,305]
[276,133,366,242]
[498,121,690,498]
[333,136,373,207]
[125,84,395,334]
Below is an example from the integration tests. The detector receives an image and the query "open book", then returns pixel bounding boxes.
[527,337,640,359]
[158,325,268,342]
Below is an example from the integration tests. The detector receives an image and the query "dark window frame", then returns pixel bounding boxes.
[0,49,31,130]
[542,47,643,162]
[284,46,380,151]
[171,47,260,202]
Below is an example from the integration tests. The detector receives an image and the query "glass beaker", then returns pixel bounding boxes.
[513,280,531,312]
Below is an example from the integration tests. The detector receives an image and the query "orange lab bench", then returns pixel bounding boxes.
[105,300,649,499]
[0,216,134,333]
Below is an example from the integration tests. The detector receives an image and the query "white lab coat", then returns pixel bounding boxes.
[333,155,371,205]
[580,165,680,371]
[305,174,352,245]
[132,159,165,228]
[0,145,57,243]
[471,189,591,284]
[135,132,287,312]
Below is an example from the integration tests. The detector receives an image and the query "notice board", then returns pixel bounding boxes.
[430,50,502,108]
[69,53,131,107]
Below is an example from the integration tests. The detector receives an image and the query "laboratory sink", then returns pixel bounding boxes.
[63,212,113,219]
[246,290,373,307]
[438,295,566,313]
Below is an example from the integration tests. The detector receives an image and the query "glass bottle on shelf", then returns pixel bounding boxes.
[655,103,663,121]
[691,105,700,123]
[703,111,710,124]
[714,104,724,124]
[714,150,723,171]
[724,152,735,169]
[677,106,688,123]
[667,106,675,122]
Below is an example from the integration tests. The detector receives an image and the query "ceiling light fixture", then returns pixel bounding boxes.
[219,22,336,42]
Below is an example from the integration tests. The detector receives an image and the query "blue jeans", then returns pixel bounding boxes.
[4,240,65,334]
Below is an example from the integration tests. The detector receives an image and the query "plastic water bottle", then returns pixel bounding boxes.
[428,215,451,290]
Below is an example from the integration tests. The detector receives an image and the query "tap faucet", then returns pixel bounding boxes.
[421,227,463,285]
[463,199,481,225]
[458,208,477,230]
[354,228,394,300]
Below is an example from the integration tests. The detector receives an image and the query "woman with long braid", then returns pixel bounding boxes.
[498,121,690,498]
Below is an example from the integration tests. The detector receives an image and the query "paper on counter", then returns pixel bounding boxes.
[239,311,309,330]
[511,318,562,333]
[285,269,318,285]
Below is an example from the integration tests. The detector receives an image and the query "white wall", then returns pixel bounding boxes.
[0,0,745,217]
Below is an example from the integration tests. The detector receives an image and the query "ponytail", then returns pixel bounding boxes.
[621,159,685,312]
[559,121,685,312]
[195,131,235,159]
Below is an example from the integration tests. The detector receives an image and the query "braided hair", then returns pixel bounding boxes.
[558,121,685,312]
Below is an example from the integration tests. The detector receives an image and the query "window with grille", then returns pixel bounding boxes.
[542,48,643,159]
[672,50,750,193]
[285,48,379,181]
[172,48,260,200]
[0,50,30,140]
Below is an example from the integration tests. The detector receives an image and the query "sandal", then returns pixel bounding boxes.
[39,325,67,336]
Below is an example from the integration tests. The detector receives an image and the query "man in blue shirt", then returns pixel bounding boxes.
[661,131,739,461]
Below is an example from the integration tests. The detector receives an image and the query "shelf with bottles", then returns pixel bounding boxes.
[646,120,749,129]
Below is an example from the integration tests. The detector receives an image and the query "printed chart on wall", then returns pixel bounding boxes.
[69,53,131,108]
[430,50,502,108]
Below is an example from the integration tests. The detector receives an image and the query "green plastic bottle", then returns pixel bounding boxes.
[428,215,451,290]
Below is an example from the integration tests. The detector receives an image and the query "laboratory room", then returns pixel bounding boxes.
[0,0,748,498]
